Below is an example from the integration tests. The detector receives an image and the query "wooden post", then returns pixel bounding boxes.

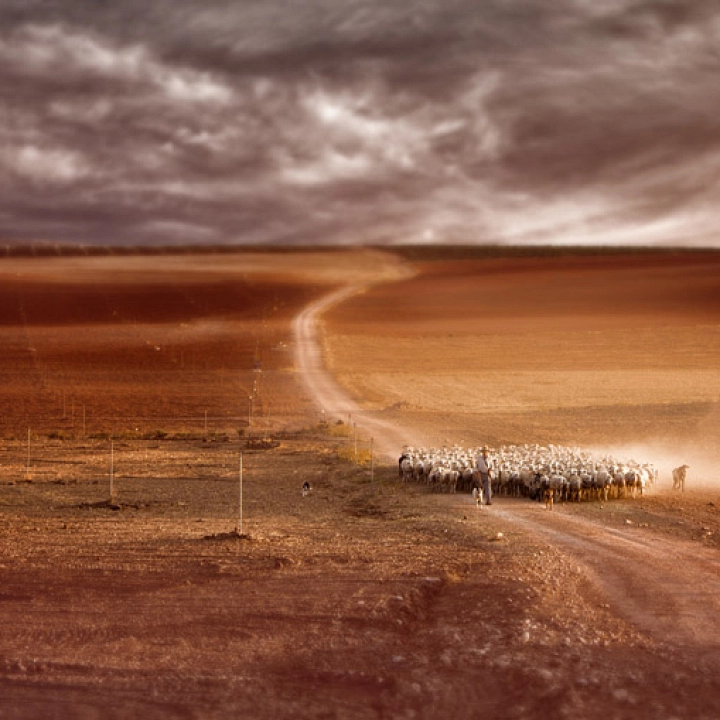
[25,428,31,480]
[238,451,243,534]
[109,441,115,502]
[370,437,374,491]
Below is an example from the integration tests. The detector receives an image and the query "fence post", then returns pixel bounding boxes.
[237,451,243,535]
[109,441,115,503]
[25,428,31,481]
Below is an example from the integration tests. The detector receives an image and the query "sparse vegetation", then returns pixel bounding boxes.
[324,419,353,437]
[336,445,373,465]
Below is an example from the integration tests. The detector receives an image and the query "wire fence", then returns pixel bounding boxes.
[0,417,378,487]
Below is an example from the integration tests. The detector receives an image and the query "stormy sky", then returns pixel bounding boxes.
[2,0,720,247]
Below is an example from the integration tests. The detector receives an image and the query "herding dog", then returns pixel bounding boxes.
[543,487,554,510]
[472,486,484,508]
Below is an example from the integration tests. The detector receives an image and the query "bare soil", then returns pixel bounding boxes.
[1,247,720,719]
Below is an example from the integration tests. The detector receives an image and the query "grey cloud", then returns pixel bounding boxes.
[1,1,720,247]
[587,0,718,38]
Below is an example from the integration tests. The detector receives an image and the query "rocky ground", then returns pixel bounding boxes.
[0,427,719,719]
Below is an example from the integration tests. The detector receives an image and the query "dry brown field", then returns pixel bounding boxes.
[324,248,720,476]
[1,247,720,719]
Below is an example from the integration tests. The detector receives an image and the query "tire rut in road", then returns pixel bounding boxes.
[492,502,720,654]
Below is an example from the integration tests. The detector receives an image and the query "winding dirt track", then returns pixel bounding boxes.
[293,284,417,458]
[294,284,720,661]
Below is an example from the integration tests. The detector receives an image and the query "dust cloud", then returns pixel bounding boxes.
[589,435,719,491]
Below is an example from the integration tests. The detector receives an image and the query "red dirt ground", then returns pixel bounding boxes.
[1,247,720,719]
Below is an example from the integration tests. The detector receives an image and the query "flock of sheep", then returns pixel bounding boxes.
[399,443,660,503]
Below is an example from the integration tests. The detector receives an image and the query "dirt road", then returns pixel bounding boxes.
[292,284,419,457]
[492,500,720,655]
[296,281,720,661]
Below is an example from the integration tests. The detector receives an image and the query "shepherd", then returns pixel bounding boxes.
[475,446,493,506]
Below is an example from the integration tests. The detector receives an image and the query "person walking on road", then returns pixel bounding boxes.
[476,446,493,505]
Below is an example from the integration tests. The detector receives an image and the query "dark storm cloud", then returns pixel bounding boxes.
[1,0,719,247]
